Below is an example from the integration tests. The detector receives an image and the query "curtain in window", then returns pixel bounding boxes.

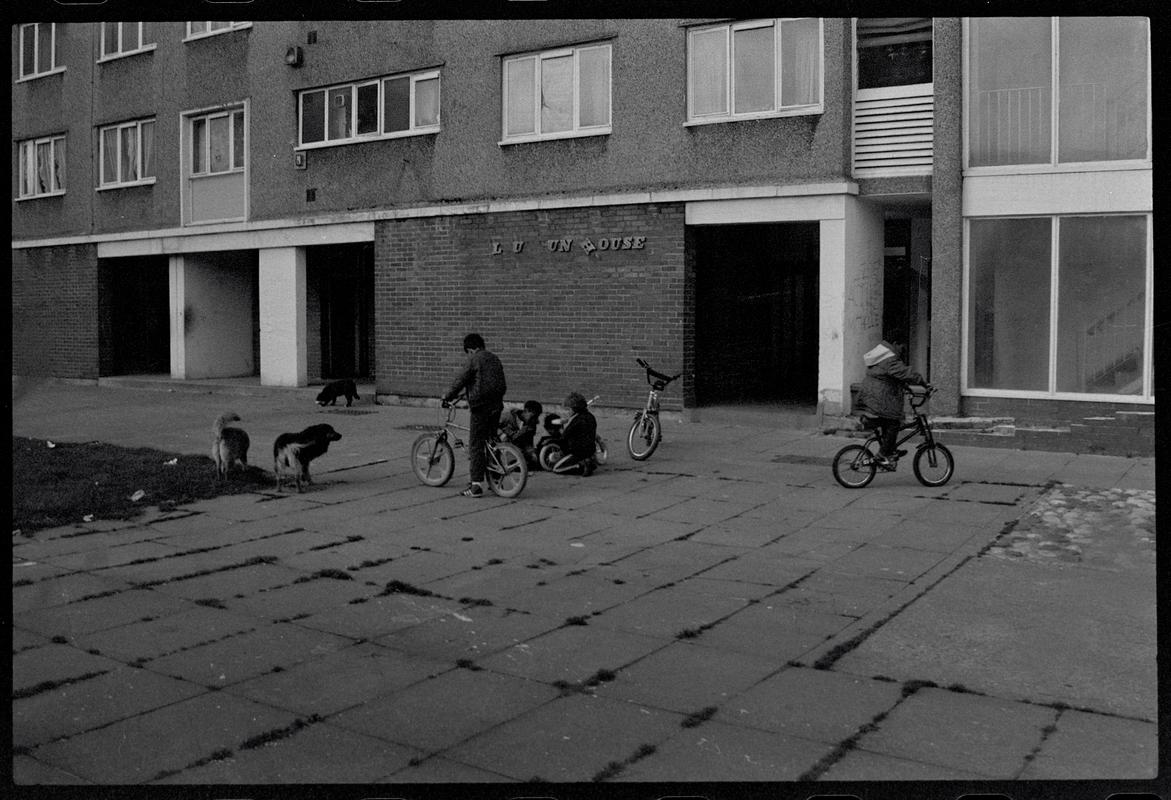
[782,19,819,106]
[141,121,155,178]
[101,128,119,184]
[121,126,139,182]
[37,142,52,193]
[578,48,609,128]
[53,138,65,192]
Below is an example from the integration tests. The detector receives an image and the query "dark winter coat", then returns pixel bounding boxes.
[560,410,598,460]
[444,349,507,411]
[858,342,924,419]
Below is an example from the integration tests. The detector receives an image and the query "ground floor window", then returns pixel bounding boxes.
[967,214,1150,399]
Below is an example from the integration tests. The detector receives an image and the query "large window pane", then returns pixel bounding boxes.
[301,90,325,143]
[578,47,609,128]
[120,126,138,182]
[192,118,205,173]
[232,112,244,169]
[689,28,727,116]
[856,18,931,90]
[968,17,1051,166]
[415,77,439,127]
[383,77,409,133]
[124,23,140,52]
[540,54,573,133]
[782,18,821,105]
[37,23,53,72]
[1056,217,1146,394]
[141,121,154,178]
[22,26,36,76]
[968,218,1051,390]
[733,25,774,114]
[505,58,536,136]
[103,22,119,56]
[209,115,230,172]
[327,87,352,140]
[101,128,118,184]
[1058,17,1148,163]
[357,83,379,134]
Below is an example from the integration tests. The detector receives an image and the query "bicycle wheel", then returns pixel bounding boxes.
[486,442,528,498]
[411,433,454,487]
[627,412,661,461]
[538,441,563,472]
[832,443,877,489]
[913,443,954,487]
[595,435,608,465]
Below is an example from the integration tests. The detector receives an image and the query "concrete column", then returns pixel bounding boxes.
[168,256,187,380]
[258,246,307,387]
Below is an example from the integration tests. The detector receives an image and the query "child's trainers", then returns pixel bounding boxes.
[460,483,485,498]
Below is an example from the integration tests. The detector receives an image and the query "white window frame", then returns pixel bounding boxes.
[184,22,252,42]
[97,119,156,190]
[686,18,824,126]
[17,134,66,199]
[961,212,1154,403]
[500,43,612,145]
[98,22,156,62]
[296,69,441,150]
[17,23,64,82]
[962,17,1152,177]
[187,106,246,177]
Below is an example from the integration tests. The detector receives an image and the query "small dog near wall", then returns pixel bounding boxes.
[213,412,250,480]
[273,424,342,492]
[316,379,360,407]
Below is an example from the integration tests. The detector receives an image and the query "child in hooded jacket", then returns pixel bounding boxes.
[550,392,598,476]
[857,340,926,465]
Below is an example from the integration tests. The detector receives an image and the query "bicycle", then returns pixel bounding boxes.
[410,401,528,498]
[831,385,954,489]
[535,395,609,471]
[627,358,681,461]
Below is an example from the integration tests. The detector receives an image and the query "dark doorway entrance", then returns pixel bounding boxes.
[693,223,819,405]
[309,243,374,380]
[100,256,170,375]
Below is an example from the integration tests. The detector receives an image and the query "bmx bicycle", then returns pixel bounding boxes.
[627,358,681,461]
[535,395,609,472]
[410,401,528,498]
[831,385,955,489]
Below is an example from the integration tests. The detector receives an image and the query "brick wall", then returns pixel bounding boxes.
[12,244,101,380]
[961,395,1154,457]
[375,203,687,410]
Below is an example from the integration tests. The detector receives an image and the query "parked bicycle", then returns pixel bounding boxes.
[832,385,954,489]
[411,401,528,498]
[627,358,681,461]
[536,395,609,471]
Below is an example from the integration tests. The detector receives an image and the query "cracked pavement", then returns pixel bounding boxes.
[11,381,1158,794]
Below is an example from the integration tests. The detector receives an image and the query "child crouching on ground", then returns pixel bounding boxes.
[550,392,598,477]
[499,400,543,468]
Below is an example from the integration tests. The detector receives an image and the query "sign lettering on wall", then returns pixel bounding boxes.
[489,236,647,255]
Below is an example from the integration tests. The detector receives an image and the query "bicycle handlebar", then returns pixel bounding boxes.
[636,358,681,386]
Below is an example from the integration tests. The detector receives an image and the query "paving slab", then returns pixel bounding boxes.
[588,584,752,638]
[13,643,127,693]
[476,623,668,684]
[330,667,561,753]
[13,588,194,640]
[12,756,95,785]
[817,747,993,781]
[441,693,684,782]
[293,593,467,641]
[375,605,564,663]
[152,721,422,784]
[13,571,138,613]
[224,574,376,620]
[1017,709,1158,779]
[492,569,661,619]
[71,606,264,662]
[856,687,1058,778]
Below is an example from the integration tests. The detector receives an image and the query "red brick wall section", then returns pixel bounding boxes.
[12,244,102,380]
[375,203,687,410]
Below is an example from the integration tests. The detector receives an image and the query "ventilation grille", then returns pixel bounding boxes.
[853,83,934,176]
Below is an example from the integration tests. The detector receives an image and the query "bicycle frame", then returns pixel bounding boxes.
[862,390,936,461]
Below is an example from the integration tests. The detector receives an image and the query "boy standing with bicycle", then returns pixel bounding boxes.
[857,340,926,467]
[442,333,507,497]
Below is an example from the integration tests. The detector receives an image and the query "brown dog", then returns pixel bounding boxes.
[273,424,342,492]
[213,412,250,480]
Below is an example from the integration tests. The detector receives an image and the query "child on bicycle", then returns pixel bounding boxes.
[857,340,927,467]
[550,392,598,477]
[499,400,543,468]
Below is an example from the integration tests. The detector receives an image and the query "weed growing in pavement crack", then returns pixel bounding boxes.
[459,597,493,607]
[50,636,69,644]
[591,743,657,782]
[239,715,323,750]
[456,659,483,671]
[193,598,227,609]
[378,580,438,597]
[294,568,354,583]
[14,670,108,700]
[681,706,718,728]
[564,615,589,626]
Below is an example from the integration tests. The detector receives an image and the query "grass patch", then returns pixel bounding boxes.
[12,436,273,534]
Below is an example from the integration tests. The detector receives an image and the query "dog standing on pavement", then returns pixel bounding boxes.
[213,412,251,480]
[316,379,360,407]
[273,423,342,492]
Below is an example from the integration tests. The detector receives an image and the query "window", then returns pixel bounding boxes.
[100,22,153,60]
[856,18,932,90]
[185,22,251,40]
[17,135,66,198]
[968,17,1149,168]
[18,23,59,80]
[687,19,822,123]
[967,215,1150,398]
[502,43,611,143]
[189,109,245,175]
[298,70,440,148]
[99,119,155,188]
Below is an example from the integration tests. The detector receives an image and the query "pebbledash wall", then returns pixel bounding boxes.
[376,203,686,410]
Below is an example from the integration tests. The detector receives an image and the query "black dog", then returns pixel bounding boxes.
[316,379,360,407]
[273,424,342,492]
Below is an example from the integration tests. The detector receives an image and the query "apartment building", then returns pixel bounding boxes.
[11,18,1153,446]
